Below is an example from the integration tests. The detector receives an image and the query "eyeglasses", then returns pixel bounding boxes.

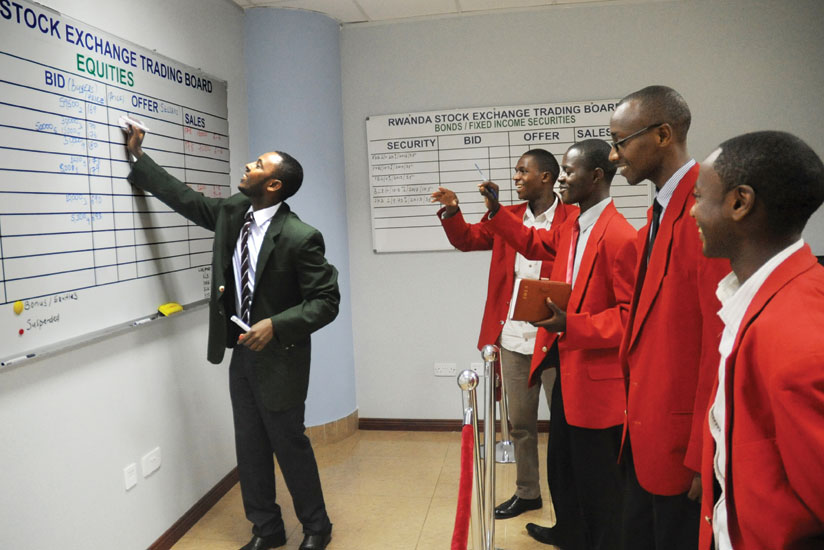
[610,122,665,151]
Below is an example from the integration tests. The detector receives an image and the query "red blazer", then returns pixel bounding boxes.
[619,164,730,495]
[438,200,578,350]
[486,201,637,429]
[699,245,824,550]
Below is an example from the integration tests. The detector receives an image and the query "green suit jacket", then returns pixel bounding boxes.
[129,154,340,411]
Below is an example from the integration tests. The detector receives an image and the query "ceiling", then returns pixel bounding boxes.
[228,0,644,25]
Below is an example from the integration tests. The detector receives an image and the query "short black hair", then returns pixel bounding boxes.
[714,131,824,236]
[568,139,617,184]
[619,85,691,142]
[523,148,560,182]
[274,151,303,199]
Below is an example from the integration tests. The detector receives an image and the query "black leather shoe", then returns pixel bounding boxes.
[299,530,332,550]
[525,523,561,546]
[239,532,286,550]
[494,494,542,519]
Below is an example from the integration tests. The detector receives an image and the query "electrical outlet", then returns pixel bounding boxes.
[434,362,457,377]
[141,447,161,478]
[470,362,484,376]
[124,463,137,491]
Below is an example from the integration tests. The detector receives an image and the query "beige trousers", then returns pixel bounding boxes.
[499,347,556,499]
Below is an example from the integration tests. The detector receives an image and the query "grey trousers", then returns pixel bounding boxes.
[229,346,331,537]
[500,347,556,499]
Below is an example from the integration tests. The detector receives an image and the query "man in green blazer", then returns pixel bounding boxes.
[124,124,339,550]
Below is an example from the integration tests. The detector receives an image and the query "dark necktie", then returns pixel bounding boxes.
[239,212,254,324]
[647,198,663,263]
[565,218,581,285]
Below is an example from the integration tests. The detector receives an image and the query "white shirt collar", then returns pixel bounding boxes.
[247,202,281,228]
[716,238,804,326]
[523,193,560,224]
[577,197,612,233]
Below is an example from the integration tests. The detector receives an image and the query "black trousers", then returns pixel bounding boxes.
[229,346,331,537]
[547,370,624,550]
[620,437,699,550]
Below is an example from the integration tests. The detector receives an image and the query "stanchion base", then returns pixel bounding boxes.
[479,442,517,463]
[495,441,516,464]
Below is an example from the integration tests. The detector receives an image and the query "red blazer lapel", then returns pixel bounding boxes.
[548,216,575,282]
[628,165,699,348]
[729,245,818,363]
[625,207,651,330]
[567,202,618,312]
[541,197,578,279]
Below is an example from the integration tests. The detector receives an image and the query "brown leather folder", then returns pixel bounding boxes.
[509,279,572,322]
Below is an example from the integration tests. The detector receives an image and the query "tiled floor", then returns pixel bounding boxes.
[172,430,557,550]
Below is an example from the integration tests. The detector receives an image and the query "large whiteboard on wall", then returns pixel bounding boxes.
[367,100,651,253]
[0,0,230,366]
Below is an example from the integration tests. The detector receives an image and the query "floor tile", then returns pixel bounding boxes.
[171,429,559,550]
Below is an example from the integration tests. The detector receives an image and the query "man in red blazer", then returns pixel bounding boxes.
[691,131,824,550]
[607,86,729,550]
[481,139,637,549]
[431,149,577,519]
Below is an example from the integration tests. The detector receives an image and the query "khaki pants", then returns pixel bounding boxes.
[500,347,556,499]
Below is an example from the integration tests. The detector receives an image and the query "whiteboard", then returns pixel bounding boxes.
[366,99,651,253]
[0,0,229,367]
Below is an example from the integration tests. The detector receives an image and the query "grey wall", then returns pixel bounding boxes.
[340,0,824,420]
[244,9,356,426]
[0,0,249,548]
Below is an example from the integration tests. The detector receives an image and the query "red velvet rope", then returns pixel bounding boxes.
[451,424,474,550]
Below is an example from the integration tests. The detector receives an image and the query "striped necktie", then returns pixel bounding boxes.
[239,211,254,325]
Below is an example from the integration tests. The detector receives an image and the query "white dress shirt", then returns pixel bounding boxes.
[232,203,281,316]
[571,197,611,285]
[501,196,559,354]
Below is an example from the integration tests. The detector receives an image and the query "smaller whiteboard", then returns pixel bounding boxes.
[366,99,650,253]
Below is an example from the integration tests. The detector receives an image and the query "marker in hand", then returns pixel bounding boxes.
[479,182,498,201]
[230,315,251,332]
[475,167,498,204]
[474,163,498,200]
[118,114,150,133]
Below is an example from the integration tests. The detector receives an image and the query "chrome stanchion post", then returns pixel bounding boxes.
[481,344,499,550]
[458,369,484,550]
[495,353,516,464]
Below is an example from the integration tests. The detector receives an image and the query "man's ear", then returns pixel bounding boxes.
[592,167,605,185]
[729,184,755,222]
[656,123,673,147]
[267,178,283,194]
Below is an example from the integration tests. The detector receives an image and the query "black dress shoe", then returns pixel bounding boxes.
[494,494,543,519]
[299,530,332,550]
[239,532,286,550]
[525,523,562,546]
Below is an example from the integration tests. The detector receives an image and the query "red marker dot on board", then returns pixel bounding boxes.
[19,328,24,335]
